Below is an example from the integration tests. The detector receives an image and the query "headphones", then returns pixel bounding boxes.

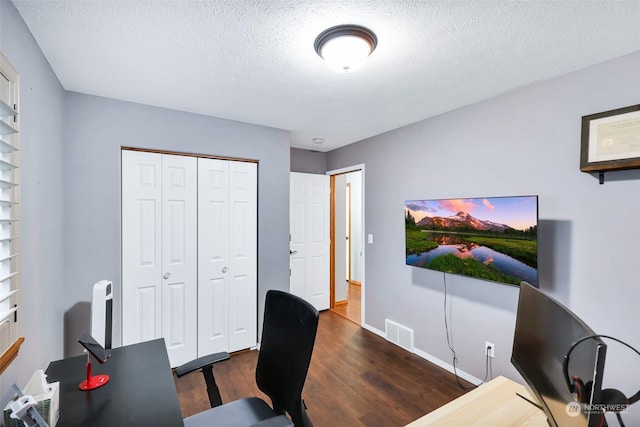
[563,335,640,409]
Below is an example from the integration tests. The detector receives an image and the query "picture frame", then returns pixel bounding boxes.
[580,104,640,173]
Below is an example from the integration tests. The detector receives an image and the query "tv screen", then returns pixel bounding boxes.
[405,195,538,286]
[512,282,606,427]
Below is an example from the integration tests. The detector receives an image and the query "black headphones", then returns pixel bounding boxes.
[563,335,640,409]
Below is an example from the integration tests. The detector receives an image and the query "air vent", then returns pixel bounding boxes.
[385,319,414,352]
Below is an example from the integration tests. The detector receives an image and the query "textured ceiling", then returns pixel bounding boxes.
[12,0,640,152]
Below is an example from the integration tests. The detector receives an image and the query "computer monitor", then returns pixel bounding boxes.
[511,282,607,427]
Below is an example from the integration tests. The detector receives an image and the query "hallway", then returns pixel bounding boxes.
[332,282,361,324]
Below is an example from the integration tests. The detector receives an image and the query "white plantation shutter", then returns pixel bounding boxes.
[0,52,22,373]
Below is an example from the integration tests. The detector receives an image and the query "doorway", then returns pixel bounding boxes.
[328,166,364,325]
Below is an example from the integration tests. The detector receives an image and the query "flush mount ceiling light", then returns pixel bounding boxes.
[314,25,377,73]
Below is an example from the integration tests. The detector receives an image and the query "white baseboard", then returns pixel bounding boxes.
[412,347,483,385]
[362,322,384,337]
[362,321,483,386]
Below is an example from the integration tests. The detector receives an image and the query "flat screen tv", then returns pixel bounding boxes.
[405,195,538,286]
[512,282,607,427]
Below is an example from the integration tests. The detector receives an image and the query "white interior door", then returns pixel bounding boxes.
[198,158,230,355]
[289,172,330,311]
[198,158,257,354]
[161,154,197,366]
[122,151,198,367]
[227,161,257,352]
[122,151,163,346]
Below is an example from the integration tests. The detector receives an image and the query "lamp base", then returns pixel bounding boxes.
[79,374,109,391]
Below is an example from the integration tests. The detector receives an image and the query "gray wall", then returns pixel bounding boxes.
[327,51,640,423]
[63,92,291,354]
[290,147,326,174]
[0,0,66,394]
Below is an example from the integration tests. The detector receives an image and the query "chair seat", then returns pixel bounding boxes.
[183,397,277,427]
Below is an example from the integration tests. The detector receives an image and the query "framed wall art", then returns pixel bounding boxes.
[580,104,640,176]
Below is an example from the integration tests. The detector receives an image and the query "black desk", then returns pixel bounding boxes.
[46,339,184,426]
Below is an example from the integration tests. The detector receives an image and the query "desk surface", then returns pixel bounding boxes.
[406,376,548,427]
[46,339,184,427]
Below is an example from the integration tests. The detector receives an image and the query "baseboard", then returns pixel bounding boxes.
[412,347,483,385]
[362,322,384,337]
[335,300,348,306]
[362,322,482,386]
[348,280,362,287]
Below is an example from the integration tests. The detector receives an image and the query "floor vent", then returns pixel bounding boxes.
[385,319,414,352]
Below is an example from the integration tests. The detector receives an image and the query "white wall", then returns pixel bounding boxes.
[334,174,347,301]
[0,0,66,395]
[346,171,363,284]
[327,50,640,424]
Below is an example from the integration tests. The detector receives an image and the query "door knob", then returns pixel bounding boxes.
[290,250,298,255]
[222,267,228,273]
[163,272,171,279]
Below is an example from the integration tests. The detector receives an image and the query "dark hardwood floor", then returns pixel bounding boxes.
[175,310,471,426]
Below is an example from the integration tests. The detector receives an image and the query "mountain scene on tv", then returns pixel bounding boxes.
[405,196,538,286]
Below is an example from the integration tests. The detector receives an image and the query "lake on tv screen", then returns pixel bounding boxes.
[405,196,538,286]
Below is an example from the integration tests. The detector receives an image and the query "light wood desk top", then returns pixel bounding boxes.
[406,376,548,427]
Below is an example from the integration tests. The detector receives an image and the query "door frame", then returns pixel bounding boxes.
[327,164,365,325]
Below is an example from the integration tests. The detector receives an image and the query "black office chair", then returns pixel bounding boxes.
[176,290,319,427]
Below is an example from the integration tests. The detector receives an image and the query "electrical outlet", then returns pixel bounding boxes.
[485,341,495,358]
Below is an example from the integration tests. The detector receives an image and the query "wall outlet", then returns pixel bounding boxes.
[485,341,495,358]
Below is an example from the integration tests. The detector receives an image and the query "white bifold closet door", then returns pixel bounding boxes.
[122,150,198,367]
[197,158,257,355]
[122,150,257,367]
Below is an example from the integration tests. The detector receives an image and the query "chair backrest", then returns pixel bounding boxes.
[255,290,319,427]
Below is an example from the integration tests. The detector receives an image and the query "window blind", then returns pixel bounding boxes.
[0,52,21,372]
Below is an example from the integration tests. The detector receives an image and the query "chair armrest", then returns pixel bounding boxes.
[175,352,230,377]
[250,416,294,427]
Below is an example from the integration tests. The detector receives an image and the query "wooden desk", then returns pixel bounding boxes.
[46,339,184,427]
[406,376,548,426]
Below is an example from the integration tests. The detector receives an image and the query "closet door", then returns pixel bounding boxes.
[198,159,257,355]
[227,161,257,352]
[122,150,197,367]
[161,154,197,366]
[122,151,162,346]
[197,158,230,355]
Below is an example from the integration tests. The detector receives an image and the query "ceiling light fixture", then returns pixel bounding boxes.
[312,138,324,144]
[314,25,377,73]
